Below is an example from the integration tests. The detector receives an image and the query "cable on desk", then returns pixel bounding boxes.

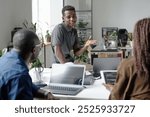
[93,76,101,80]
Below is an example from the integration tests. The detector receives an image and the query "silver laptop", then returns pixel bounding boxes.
[44,63,86,95]
[93,57,121,77]
[100,70,117,85]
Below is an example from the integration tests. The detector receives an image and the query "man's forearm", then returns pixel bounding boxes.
[75,39,96,56]
[55,52,66,63]
[75,46,88,56]
[55,45,66,63]
[35,88,57,100]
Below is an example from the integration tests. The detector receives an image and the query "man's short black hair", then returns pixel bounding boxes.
[13,29,39,54]
[62,5,76,16]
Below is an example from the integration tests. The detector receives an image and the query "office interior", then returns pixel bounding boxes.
[0,0,150,99]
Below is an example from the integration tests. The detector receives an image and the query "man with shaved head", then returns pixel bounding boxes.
[0,29,56,100]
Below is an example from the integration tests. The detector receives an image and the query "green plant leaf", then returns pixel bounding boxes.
[0,50,2,57]
[31,58,42,68]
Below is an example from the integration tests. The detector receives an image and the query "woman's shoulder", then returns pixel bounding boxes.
[122,56,134,65]
[118,56,135,72]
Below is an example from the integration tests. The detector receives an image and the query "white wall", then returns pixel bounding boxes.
[93,0,150,48]
[0,0,32,49]
[1,0,150,50]
[0,0,14,49]
[50,0,63,30]
[13,0,32,27]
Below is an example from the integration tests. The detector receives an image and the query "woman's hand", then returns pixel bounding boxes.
[103,83,114,91]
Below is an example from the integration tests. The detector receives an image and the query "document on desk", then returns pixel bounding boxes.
[85,71,92,75]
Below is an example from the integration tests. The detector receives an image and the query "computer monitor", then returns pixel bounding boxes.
[93,57,122,77]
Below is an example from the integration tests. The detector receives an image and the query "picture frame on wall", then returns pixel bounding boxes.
[102,27,118,49]
[102,27,118,38]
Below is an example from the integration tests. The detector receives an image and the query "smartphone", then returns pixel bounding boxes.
[88,36,92,40]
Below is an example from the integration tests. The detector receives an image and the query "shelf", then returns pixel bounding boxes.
[76,10,92,12]
[76,26,92,29]
[63,0,91,11]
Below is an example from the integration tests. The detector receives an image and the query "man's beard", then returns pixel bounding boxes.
[30,53,37,63]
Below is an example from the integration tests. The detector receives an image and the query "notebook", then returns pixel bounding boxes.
[100,70,117,85]
[93,57,121,77]
[44,63,86,95]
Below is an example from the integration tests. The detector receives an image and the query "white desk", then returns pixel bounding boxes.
[29,68,110,100]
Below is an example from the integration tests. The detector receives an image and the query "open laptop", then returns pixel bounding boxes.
[44,63,86,95]
[100,70,117,85]
[93,57,121,77]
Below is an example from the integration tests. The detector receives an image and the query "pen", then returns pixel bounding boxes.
[88,35,92,40]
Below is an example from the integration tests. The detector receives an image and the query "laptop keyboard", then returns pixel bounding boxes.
[103,72,117,85]
[44,85,83,95]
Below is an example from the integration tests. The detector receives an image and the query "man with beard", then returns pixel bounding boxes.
[0,29,56,100]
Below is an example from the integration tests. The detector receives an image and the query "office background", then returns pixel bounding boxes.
[0,0,150,50]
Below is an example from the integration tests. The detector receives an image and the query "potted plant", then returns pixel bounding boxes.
[75,50,89,63]
[77,20,88,28]
[45,30,51,42]
[22,20,36,32]
[31,58,43,69]
[74,40,90,63]
[30,58,46,86]
[104,30,118,49]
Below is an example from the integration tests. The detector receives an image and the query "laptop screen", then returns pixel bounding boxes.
[100,70,117,84]
[93,57,121,75]
[50,64,86,85]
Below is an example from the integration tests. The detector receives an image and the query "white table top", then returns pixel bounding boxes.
[29,68,110,100]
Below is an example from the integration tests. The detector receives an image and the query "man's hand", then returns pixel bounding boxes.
[46,92,59,100]
[84,39,97,48]
[36,88,59,100]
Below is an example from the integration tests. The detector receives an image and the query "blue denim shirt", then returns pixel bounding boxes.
[0,50,39,100]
